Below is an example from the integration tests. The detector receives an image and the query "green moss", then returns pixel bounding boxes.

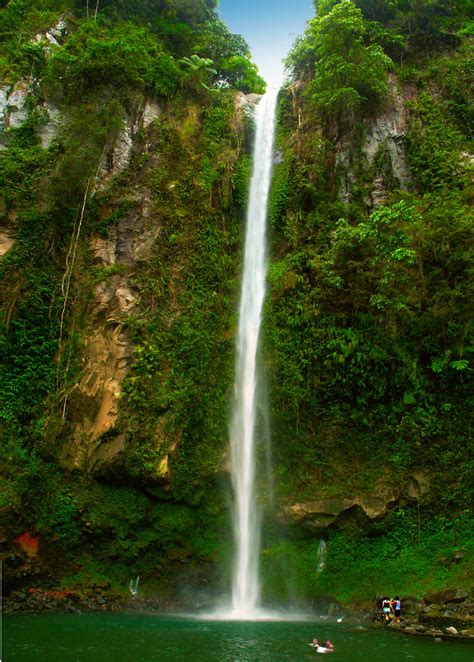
[261,509,473,605]
[265,22,473,510]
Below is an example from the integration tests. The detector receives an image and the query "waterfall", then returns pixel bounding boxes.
[129,576,140,597]
[230,89,279,617]
[317,539,327,575]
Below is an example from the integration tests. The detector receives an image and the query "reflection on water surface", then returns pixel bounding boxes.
[4,614,473,662]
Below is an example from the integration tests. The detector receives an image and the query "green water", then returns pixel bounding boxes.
[3,614,472,661]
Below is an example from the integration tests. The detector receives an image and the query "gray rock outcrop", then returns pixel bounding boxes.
[280,471,430,531]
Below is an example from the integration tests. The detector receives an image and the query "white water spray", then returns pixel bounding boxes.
[229,89,279,618]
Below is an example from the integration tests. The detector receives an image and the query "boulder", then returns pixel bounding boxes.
[400,595,419,615]
[234,91,261,113]
[406,471,430,499]
[425,589,469,605]
[280,481,400,530]
[358,495,394,519]
[87,433,127,474]
[281,498,355,530]
[419,612,469,631]
[309,594,341,614]
[0,227,15,256]
[4,81,29,129]
[60,326,129,471]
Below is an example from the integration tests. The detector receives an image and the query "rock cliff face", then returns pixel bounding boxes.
[280,471,430,531]
[59,104,160,473]
[54,92,254,482]
[0,79,56,254]
[60,325,129,472]
[1,7,253,591]
[0,80,163,475]
[335,76,413,206]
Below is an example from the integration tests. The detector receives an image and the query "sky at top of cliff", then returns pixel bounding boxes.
[218,0,314,88]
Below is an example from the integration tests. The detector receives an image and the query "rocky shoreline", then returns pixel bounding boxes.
[2,586,177,617]
[4,584,474,647]
[372,589,474,643]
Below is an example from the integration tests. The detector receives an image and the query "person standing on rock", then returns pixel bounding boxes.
[382,597,392,622]
[393,596,401,622]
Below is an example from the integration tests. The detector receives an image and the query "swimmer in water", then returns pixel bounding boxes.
[309,638,335,653]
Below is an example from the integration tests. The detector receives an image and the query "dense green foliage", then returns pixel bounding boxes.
[0,0,265,92]
[268,0,472,510]
[1,0,472,607]
[288,0,472,129]
[261,508,474,605]
[289,1,392,129]
[0,0,254,593]
[118,95,243,503]
[262,4,472,601]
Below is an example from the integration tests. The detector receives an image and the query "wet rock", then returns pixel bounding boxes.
[98,98,161,186]
[425,589,469,605]
[0,227,16,256]
[309,594,341,615]
[235,91,261,114]
[445,626,458,635]
[327,602,342,616]
[37,103,61,148]
[142,100,161,129]
[419,612,469,631]
[406,471,430,500]
[442,609,457,618]
[34,15,68,47]
[400,596,418,615]
[4,81,29,129]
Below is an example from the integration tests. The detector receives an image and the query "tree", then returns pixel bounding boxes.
[310,1,392,128]
[218,55,266,94]
[178,54,217,91]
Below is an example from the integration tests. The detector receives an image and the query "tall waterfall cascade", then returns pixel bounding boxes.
[229,89,279,618]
